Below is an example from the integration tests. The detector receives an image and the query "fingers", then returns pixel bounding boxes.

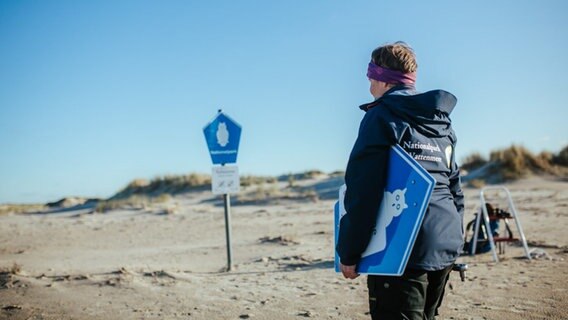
[340,263,359,279]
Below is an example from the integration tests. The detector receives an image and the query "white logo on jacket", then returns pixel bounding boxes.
[445,145,453,168]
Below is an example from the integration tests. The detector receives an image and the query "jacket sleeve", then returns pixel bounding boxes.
[336,108,393,266]
[449,143,464,220]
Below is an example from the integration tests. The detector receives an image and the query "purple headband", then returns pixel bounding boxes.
[367,62,416,85]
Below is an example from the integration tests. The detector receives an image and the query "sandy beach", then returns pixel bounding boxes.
[1,176,567,320]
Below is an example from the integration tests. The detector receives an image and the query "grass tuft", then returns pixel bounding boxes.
[94,194,171,213]
[111,173,211,200]
[462,144,568,184]
[0,204,46,216]
[553,145,568,166]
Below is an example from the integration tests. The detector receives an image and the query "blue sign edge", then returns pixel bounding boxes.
[202,111,242,132]
[390,144,435,276]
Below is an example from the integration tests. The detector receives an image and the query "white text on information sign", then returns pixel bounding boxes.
[212,165,240,195]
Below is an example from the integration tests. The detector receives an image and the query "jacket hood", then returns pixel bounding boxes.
[359,85,458,138]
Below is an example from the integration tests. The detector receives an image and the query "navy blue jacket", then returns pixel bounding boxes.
[336,85,464,271]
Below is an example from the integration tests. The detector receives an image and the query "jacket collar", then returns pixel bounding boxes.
[358,84,416,111]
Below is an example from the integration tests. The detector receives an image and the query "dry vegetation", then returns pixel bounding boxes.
[553,145,568,166]
[460,152,488,172]
[110,170,328,205]
[0,204,46,216]
[235,182,319,204]
[1,170,335,215]
[95,194,172,213]
[111,174,212,200]
[240,175,277,187]
[277,170,325,182]
[462,144,568,184]
[5,146,565,214]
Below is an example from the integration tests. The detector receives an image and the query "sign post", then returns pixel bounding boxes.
[222,191,232,269]
[203,109,242,271]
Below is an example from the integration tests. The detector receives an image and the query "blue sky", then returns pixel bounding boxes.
[1,1,567,204]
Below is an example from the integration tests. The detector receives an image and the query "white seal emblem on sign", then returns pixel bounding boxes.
[216,122,229,147]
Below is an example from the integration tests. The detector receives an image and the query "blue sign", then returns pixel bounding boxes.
[335,145,435,276]
[203,111,242,164]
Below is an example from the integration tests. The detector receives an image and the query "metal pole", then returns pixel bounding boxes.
[222,164,233,271]
[480,188,499,262]
[503,187,531,260]
[471,207,481,256]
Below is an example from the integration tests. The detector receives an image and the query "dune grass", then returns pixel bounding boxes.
[109,170,331,202]
[489,145,557,180]
[462,144,568,183]
[110,173,212,200]
[240,175,277,187]
[95,194,172,213]
[0,204,46,216]
[3,170,336,211]
[553,145,568,166]
[460,152,488,172]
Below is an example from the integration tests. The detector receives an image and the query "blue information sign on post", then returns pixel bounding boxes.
[203,110,242,165]
[203,109,242,272]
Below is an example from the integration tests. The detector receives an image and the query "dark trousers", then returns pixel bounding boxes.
[367,265,452,320]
